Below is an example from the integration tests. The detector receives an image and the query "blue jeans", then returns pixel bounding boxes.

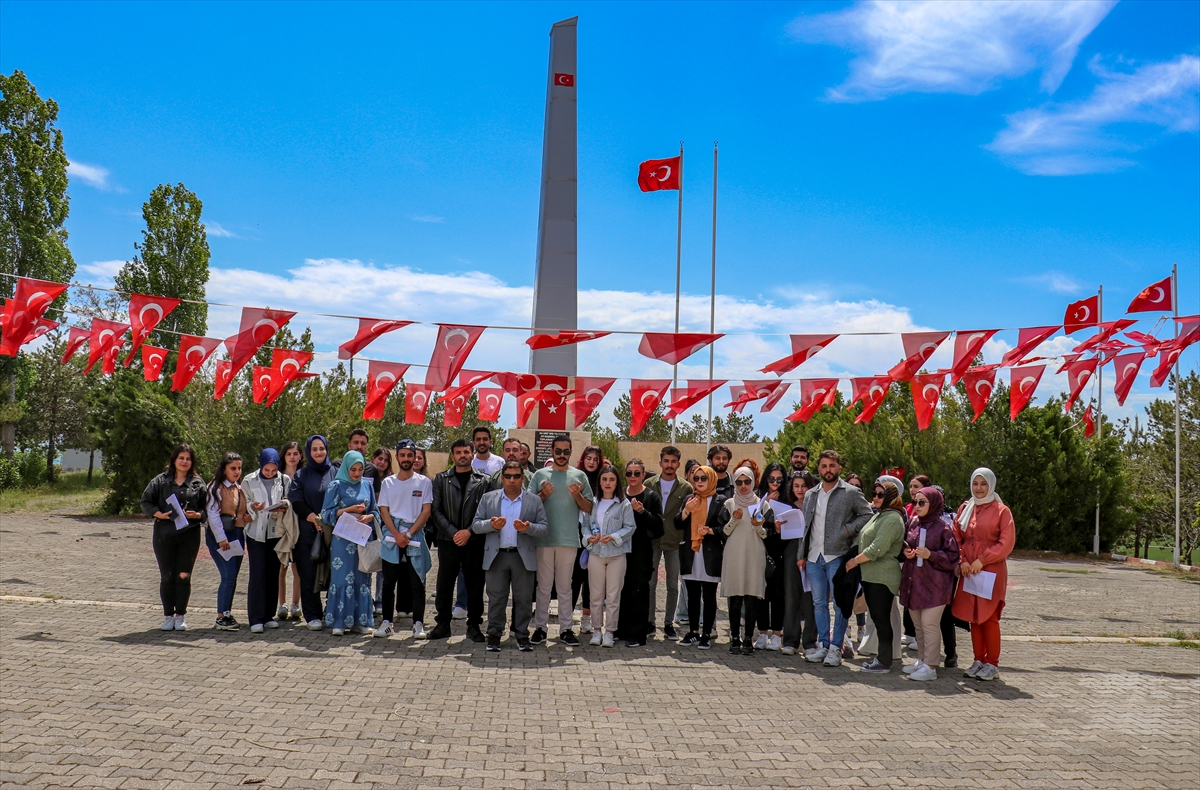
[808,554,847,650]
[205,525,244,615]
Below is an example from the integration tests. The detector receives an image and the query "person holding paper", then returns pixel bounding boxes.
[140,445,209,632]
[376,439,433,639]
[277,441,304,622]
[581,465,637,648]
[242,448,292,634]
[677,465,730,650]
[952,468,1016,682]
[205,453,253,632]
[780,471,819,657]
[844,481,906,674]
[753,463,787,651]
[614,459,663,647]
[320,450,381,636]
[722,467,769,655]
[287,436,338,630]
[899,486,960,681]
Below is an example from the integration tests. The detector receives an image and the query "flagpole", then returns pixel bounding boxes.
[1173,263,1181,567]
[672,142,683,444]
[1094,285,1102,555]
[706,142,717,452]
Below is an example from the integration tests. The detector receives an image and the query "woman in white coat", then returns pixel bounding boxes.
[242,448,292,634]
[580,465,636,647]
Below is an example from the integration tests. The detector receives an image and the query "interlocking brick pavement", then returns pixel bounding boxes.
[2,513,1198,789]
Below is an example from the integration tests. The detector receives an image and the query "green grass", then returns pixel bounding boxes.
[0,471,109,515]
[1113,544,1200,566]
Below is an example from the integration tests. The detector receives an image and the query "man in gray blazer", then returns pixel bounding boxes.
[471,460,548,651]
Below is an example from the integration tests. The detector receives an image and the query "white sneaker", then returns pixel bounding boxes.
[412,621,426,639]
[909,665,938,682]
[754,633,768,650]
[823,648,843,667]
[780,645,796,656]
[963,659,985,678]
[290,604,301,620]
[579,615,594,634]
[589,631,602,646]
[306,619,323,631]
[331,628,345,636]
[374,621,393,638]
[161,616,175,631]
[902,660,925,675]
[901,634,916,648]
[264,620,279,629]
[173,615,188,631]
[766,635,782,651]
[976,663,999,681]
[351,624,370,635]
[250,623,264,634]
[804,646,828,663]
[602,631,614,648]
[276,604,289,620]
[452,606,467,620]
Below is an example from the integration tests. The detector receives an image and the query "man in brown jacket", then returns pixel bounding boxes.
[645,445,693,639]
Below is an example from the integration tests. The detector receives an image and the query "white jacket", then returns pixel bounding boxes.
[242,470,292,543]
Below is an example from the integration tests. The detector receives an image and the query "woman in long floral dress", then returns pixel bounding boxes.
[320,450,381,635]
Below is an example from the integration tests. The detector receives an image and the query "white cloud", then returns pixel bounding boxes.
[988,54,1200,175]
[790,0,1114,102]
[78,260,125,283]
[67,160,112,190]
[1018,271,1086,295]
[409,214,446,224]
[206,222,240,239]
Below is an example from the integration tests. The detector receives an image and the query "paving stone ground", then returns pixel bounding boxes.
[2,512,1198,789]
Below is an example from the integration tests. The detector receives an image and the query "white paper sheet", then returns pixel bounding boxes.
[963,569,997,600]
[801,567,812,592]
[165,494,190,530]
[777,509,806,541]
[217,539,244,560]
[767,499,793,514]
[333,512,373,546]
[917,527,927,567]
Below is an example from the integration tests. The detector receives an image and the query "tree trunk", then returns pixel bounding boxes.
[87,449,94,484]
[46,435,56,484]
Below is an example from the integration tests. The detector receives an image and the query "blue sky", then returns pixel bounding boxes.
[3,0,1197,433]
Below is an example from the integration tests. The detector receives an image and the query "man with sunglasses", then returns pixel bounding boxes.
[487,438,532,492]
[529,434,594,645]
[471,460,548,652]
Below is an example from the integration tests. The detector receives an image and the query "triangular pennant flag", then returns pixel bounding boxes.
[363,360,411,420]
[443,389,470,428]
[664,380,727,420]
[0,277,70,356]
[911,372,945,431]
[83,319,130,375]
[438,370,495,404]
[637,333,723,365]
[761,381,792,413]
[125,294,181,366]
[252,366,276,405]
[759,334,838,376]
[141,344,169,382]
[1072,320,1136,354]
[1111,351,1145,406]
[171,336,222,392]
[567,377,616,424]
[887,332,950,382]
[1009,365,1045,421]
[949,330,998,385]
[213,360,235,399]
[629,379,672,436]
[785,378,839,423]
[961,366,998,423]
[267,349,315,404]
[425,324,485,391]
[477,387,504,421]
[338,318,413,359]
[526,331,611,350]
[60,326,89,364]
[404,383,434,424]
[1062,357,1099,412]
[225,307,297,377]
[1083,404,1095,437]
[1000,325,1060,367]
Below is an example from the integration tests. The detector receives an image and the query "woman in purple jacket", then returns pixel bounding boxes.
[898,486,960,681]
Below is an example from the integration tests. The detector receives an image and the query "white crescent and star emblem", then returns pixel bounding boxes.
[444,328,470,352]
[412,392,427,409]
[555,74,573,85]
[918,342,939,359]
[371,320,402,333]
[253,319,280,342]
[27,291,51,310]
[868,384,885,400]
[139,303,163,326]
[640,391,660,408]
[185,345,205,361]
[585,387,605,404]
[1075,305,1091,322]
[280,359,301,374]
[375,371,397,391]
[148,352,164,368]
[485,394,500,408]
[975,380,993,396]
[1076,370,1091,386]
[1150,287,1165,304]
[811,388,828,403]
[519,374,541,390]
[654,166,672,182]
[922,383,940,403]
[1121,363,1138,380]
[1020,376,1037,394]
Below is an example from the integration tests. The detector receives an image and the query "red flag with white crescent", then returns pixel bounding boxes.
[213,359,235,399]
[225,307,297,377]
[171,335,221,392]
[785,378,839,423]
[1126,276,1172,314]
[125,294,181,366]
[1176,315,1200,348]
[442,389,470,428]
[760,381,793,413]
[888,332,949,382]
[629,379,672,437]
[637,332,723,365]
[724,380,778,409]
[664,380,727,420]
[760,334,838,376]
[0,277,70,356]
[567,377,616,424]
[1061,357,1099,412]
[725,384,749,413]
[477,387,504,421]
[142,344,169,382]
[1000,325,1060,367]
[1072,319,1135,354]
[438,370,496,404]
[252,366,276,405]
[425,324,485,391]
[637,156,681,192]
[526,331,611,350]
[1111,351,1145,406]
[270,348,314,389]
[337,317,412,359]
[911,372,945,431]
[1009,365,1045,421]
[1083,404,1095,438]
[404,383,434,424]
[61,326,89,364]
[491,372,521,397]
[949,330,998,385]
[363,360,410,420]
[1149,333,1193,388]
[24,317,58,344]
[1063,295,1099,334]
[516,389,552,429]
[961,366,998,423]
[848,377,892,424]
[517,374,569,430]
[83,319,129,375]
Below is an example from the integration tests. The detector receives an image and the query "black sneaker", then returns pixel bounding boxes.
[466,625,486,643]
[426,623,451,640]
[560,630,580,646]
[215,615,240,631]
[698,634,712,650]
[663,624,678,639]
[728,638,742,654]
[530,628,547,644]
[626,638,646,648]
[741,641,755,656]
[486,636,501,652]
[517,638,533,652]
[679,631,699,646]
[944,654,958,668]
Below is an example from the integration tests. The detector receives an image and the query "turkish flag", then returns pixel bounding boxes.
[61,326,89,364]
[961,366,998,423]
[1148,331,1194,388]
[24,317,58,344]
[664,380,726,420]
[629,379,672,437]
[0,277,69,356]
[553,72,575,87]
[338,318,412,359]
[84,319,130,375]
[252,366,275,405]
[882,467,906,480]
[526,331,610,350]
[439,370,496,405]
[887,332,950,382]
[405,383,434,424]
[213,360,235,400]
[911,373,945,430]
[724,380,776,409]
[124,294,181,366]
[1000,325,1060,367]
[761,381,793,413]
[477,388,504,421]
[516,373,569,429]
[1073,320,1135,354]
[1083,404,1096,437]
[759,334,838,376]
[515,389,560,429]
[142,344,169,382]
[638,156,681,192]
[1126,276,1172,314]
[785,378,839,423]
[442,389,470,428]
[225,307,297,376]
[171,335,221,392]
[1063,295,1099,334]
[425,324,485,391]
[1009,365,1045,421]
[949,330,998,384]
[567,377,616,424]
[363,360,410,420]
[1061,357,1099,412]
[638,332,722,365]
[1111,351,1145,406]
[266,349,315,406]
[1176,315,1200,347]
[490,372,521,397]
[846,377,891,424]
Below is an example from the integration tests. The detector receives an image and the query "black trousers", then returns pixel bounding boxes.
[382,558,426,624]
[757,562,784,632]
[246,537,281,626]
[685,580,718,635]
[862,581,896,667]
[292,541,325,623]
[782,540,819,650]
[570,546,590,611]
[435,537,485,627]
[152,523,201,616]
[728,595,759,641]
[614,543,653,639]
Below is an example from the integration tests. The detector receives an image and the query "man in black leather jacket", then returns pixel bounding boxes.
[428,438,489,641]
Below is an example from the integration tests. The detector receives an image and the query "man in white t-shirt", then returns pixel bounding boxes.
[470,426,504,475]
[376,439,434,639]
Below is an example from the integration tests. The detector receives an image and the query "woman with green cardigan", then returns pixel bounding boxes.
[844,481,907,674]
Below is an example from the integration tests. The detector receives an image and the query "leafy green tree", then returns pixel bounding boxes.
[0,70,76,456]
[16,334,93,482]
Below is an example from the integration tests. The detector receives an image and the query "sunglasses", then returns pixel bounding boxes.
[502,473,524,480]
[552,448,571,456]
[694,475,708,483]
[768,476,784,484]
[872,490,885,498]
[735,479,753,487]
[626,469,643,477]
[914,499,929,506]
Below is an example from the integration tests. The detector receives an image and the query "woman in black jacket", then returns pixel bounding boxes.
[286,435,337,630]
[676,464,730,649]
[140,445,208,632]
[614,459,664,646]
[753,463,787,650]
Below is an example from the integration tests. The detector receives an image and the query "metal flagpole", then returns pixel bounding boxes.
[1173,263,1181,567]
[1094,285,1103,555]
[706,142,717,452]
[671,142,683,444]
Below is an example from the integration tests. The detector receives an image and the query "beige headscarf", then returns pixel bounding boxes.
[689,465,717,552]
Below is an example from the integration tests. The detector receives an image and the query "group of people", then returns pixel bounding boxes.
[141,430,1016,680]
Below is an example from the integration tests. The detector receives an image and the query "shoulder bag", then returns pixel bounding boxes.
[357,513,385,574]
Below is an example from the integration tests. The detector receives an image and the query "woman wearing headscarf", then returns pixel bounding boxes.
[676,465,730,650]
[242,448,292,634]
[754,463,787,651]
[845,480,907,673]
[287,435,337,630]
[952,468,1015,682]
[722,466,768,655]
[898,485,960,680]
[321,450,382,635]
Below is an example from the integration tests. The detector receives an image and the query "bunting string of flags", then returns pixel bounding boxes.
[0,271,1195,436]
